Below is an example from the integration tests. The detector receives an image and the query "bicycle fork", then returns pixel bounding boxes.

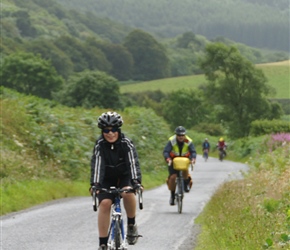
[175,173,184,200]
[108,208,127,249]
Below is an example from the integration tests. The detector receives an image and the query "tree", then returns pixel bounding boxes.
[199,42,282,138]
[13,10,36,37]
[161,89,206,130]
[56,70,122,109]
[53,36,111,73]
[25,38,74,79]
[123,29,170,81]
[86,39,134,81]
[0,52,64,99]
[177,31,197,49]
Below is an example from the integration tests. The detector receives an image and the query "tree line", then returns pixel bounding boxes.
[1,0,288,82]
[56,0,290,52]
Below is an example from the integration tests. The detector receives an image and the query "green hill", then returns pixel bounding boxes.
[121,61,290,99]
[56,0,289,51]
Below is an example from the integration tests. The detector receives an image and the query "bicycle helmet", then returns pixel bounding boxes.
[97,111,123,129]
[175,126,186,135]
[219,137,224,142]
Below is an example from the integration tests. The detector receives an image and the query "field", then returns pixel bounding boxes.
[120,60,290,99]
[256,60,290,98]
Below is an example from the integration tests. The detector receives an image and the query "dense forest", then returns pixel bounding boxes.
[1,0,288,83]
[56,0,290,52]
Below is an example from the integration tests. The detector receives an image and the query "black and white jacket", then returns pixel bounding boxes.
[90,133,141,186]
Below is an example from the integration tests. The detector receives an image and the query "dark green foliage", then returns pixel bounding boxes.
[56,0,290,51]
[0,52,64,99]
[88,39,134,81]
[73,11,132,43]
[13,10,37,37]
[191,122,224,136]
[55,70,122,109]
[123,29,170,81]
[123,90,166,116]
[177,32,197,49]
[271,99,290,115]
[53,36,111,73]
[24,39,74,79]
[161,89,207,130]
[1,0,288,87]
[250,120,290,136]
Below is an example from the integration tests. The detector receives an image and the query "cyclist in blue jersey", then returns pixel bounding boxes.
[202,138,210,159]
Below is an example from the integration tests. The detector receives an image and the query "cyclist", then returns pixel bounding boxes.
[202,138,210,158]
[163,126,196,205]
[90,111,142,250]
[217,137,227,157]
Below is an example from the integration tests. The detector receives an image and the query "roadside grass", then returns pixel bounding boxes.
[194,136,290,250]
[1,180,88,215]
[0,171,168,215]
[120,61,290,99]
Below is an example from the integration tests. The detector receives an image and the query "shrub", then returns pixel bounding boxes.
[250,119,290,136]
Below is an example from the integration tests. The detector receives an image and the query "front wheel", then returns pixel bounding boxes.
[176,177,183,214]
[203,152,208,161]
[219,150,224,161]
[114,220,122,250]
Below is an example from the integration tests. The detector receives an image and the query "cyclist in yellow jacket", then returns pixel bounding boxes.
[163,126,196,205]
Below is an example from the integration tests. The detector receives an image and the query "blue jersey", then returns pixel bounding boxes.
[202,141,210,149]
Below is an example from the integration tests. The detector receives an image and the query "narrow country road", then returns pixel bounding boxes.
[1,156,248,250]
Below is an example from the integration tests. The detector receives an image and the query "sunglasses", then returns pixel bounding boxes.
[102,127,119,134]
[177,134,185,137]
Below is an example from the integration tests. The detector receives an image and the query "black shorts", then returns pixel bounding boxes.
[98,175,132,203]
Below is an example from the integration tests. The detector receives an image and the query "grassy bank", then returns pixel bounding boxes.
[194,134,290,250]
[0,87,170,215]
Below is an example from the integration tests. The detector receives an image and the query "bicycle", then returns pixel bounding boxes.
[92,186,143,250]
[203,148,209,161]
[218,147,226,161]
[172,157,190,214]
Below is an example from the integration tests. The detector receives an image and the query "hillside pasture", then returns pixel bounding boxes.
[120,74,205,94]
[256,60,290,98]
[120,61,290,99]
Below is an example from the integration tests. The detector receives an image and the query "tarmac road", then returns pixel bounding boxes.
[1,156,248,250]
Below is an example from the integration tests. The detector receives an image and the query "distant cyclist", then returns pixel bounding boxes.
[202,138,210,158]
[163,126,196,205]
[216,137,227,157]
[90,111,142,250]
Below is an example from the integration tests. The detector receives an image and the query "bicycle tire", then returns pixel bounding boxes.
[114,219,121,250]
[219,150,223,161]
[176,175,183,214]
